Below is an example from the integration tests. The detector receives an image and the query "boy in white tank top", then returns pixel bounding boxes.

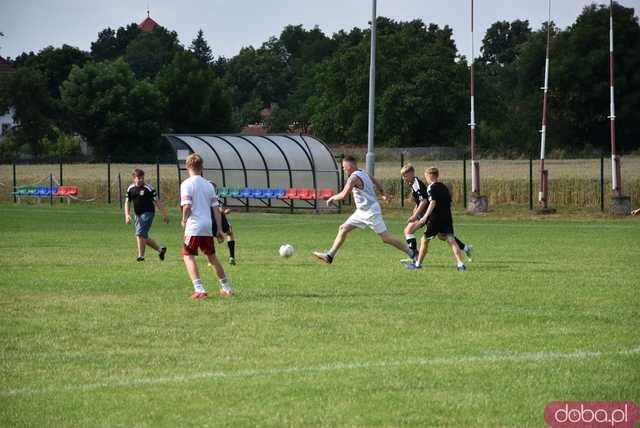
[312,156,415,265]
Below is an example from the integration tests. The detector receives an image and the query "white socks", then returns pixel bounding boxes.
[192,279,205,292]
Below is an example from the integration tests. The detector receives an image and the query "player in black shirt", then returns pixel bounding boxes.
[412,167,466,271]
[400,164,472,266]
[124,169,169,262]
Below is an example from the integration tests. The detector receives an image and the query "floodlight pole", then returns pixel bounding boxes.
[469,0,479,194]
[366,0,377,176]
[609,0,622,197]
[538,0,552,209]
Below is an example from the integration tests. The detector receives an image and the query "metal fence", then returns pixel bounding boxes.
[1,155,639,211]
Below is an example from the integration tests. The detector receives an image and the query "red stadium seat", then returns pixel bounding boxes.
[318,188,335,200]
[298,188,316,200]
[54,186,68,196]
[279,188,300,199]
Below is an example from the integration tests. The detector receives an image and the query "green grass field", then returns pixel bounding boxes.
[1,204,639,427]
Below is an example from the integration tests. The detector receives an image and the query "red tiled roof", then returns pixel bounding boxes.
[138,16,159,32]
[0,57,16,73]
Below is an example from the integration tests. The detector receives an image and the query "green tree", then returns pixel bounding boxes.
[91,24,141,62]
[125,26,183,79]
[156,51,232,133]
[189,29,213,67]
[480,20,532,66]
[2,67,55,155]
[550,2,640,153]
[223,38,292,115]
[13,45,90,98]
[306,18,467,147]
[60,58,166,159]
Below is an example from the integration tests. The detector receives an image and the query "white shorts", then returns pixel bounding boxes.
[345,209,387,234]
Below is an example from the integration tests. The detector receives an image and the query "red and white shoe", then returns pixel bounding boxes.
[190,291,208,299]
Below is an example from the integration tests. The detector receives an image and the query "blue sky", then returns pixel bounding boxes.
[1,0,639,60]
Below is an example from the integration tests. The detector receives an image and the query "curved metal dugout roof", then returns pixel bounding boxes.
[164,134,340,208]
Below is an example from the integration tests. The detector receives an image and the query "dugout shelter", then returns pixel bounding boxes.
[164,134,341,211]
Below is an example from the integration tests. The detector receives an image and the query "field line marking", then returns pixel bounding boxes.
[2,346,639,397]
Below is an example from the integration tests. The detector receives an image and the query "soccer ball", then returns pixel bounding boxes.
[279,244,294,257]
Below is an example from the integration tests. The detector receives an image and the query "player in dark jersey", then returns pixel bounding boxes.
[410,167,466,271]
[209,181,237,265]
[124,168,169,262]
[400,164,472,267]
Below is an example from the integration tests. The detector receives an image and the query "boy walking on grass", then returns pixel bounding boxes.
[124,169,169,262]
[181,153,234,299]
[408,167,466,271]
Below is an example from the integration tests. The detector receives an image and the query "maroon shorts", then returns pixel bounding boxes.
[182,236,214,256]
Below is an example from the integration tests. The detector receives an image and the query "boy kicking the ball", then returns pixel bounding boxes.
[124,169,169,262]
[312,156,415,265]
[410,167,466,271]
[181,153,234,299]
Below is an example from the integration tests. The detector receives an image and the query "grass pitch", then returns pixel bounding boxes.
[0,204,639,426]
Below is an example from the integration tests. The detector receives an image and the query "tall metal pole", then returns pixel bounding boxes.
[400,152,404,208]
[469,0,479,194]
[12,161,17,204]
[609,0,622,197]
[156,158,161,199]
[529,155,534,211]
[366,0,377,176]
[538,0,552,209]
[107,156,111,204]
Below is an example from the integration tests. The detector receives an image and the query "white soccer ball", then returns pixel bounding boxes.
[279,244,294,258]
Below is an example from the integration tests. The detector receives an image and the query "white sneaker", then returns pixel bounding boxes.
[219,283,235,297]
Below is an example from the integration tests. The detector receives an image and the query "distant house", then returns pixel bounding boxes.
[138,12,159,33]
[241,106,273,135]
[0,57,17,138]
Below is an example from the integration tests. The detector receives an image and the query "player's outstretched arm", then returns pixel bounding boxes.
[370,176,389,202]
[327,175,358,206]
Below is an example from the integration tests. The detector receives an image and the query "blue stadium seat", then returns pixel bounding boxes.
[262,188,277,198]
[239,188,252,198]
[251,188,265,198]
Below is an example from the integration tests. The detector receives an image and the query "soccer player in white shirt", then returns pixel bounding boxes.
[313,156,415,264]
[180,153,234,298]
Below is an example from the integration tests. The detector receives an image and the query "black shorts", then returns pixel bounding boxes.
[424,218,454,239]
[212,212,231,234]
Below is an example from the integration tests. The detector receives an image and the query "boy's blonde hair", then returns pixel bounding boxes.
[426,167,439,177]
[400,164,415,175]
[185,153,203,171]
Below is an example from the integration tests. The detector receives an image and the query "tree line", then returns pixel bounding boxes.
[0,2,638,161]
